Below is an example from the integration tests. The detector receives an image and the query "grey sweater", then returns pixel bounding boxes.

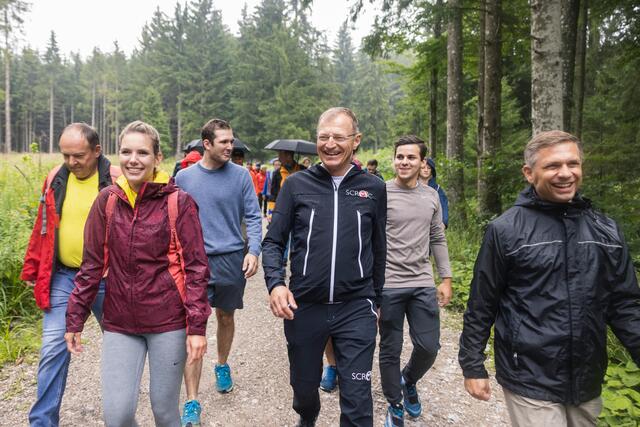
[384,180,451,288]
[176,161,262,256]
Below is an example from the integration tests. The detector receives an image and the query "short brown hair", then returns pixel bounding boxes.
[119,121,161,155]
[524,130,583,167]
[202,118,232,143]
[394,135,428,160]
[317,107,359,133]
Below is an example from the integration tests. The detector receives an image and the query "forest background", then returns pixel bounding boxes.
[0,0,638,425]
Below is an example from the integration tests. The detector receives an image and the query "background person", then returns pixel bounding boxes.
[65,120,210,427]
[418,158,448,228]
[22,123,120,427]
[459,130,640,427]
[366,159,384,180]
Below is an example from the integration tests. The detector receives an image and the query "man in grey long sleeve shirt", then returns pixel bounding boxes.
[175,118,262,426]
[380,135,452,427]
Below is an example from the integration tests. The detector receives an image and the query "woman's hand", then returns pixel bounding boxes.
[64,332,83,354]
[186,335,207,365]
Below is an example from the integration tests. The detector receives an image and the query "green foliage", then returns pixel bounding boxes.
[0,155,47,364]
[599,332,640,426]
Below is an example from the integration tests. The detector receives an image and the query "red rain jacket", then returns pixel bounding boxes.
[65,180,211,336]
[21,156,120,310]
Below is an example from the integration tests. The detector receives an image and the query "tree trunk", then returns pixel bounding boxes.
[102,88,107,153]
[479,0,502,218]
[476,0,486,198]
[91,81,96,127]
[49,83,54,153]
[562,0,580,132]
[531,0,564,134]
[573,0,588,139]
[70,104,74,123]
[446,0,466,223]
[430,0,443,158]
[175,93,182,156]
[4,52,10,153]
[114,80,119,152]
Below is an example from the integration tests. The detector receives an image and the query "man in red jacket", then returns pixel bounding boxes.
[21,123,120,426]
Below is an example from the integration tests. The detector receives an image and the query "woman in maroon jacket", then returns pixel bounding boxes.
[64,121,211,427]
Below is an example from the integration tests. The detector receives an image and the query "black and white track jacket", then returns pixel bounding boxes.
[262,164,387,305]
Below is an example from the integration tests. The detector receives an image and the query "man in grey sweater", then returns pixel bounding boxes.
[175,118,262,427]
[380,135,452,427]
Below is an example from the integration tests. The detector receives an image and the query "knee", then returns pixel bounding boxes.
[104,409,136,427]
[216,310,234,327]
[413,340,439,361]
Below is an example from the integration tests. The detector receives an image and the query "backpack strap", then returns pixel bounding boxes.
[167,191,187,302]
[40,165,63,235]
[102,192,118,277]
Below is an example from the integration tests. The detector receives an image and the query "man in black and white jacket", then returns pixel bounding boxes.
[262,107,387,427]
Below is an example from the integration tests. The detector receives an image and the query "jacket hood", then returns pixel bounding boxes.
[426,157,439,187]
[515,185,591,212]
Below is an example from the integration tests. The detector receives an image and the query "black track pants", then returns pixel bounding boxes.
[379,287,440,405]
[284,298,378,426]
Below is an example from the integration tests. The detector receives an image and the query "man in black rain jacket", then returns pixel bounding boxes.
[459,130,640,426]
[263,107,386,427]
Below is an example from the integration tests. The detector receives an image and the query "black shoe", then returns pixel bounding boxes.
[294,416,317,427]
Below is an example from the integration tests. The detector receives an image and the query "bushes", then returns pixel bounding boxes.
[0,155,49,364]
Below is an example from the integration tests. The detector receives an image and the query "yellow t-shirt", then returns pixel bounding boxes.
[116,170,171,208]
[58,172,99,268]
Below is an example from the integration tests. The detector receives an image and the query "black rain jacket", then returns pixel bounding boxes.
[262,164,387,305]
[459,186,640,405]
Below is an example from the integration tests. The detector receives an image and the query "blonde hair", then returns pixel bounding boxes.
[317,107,359,133]
[119,121,161,155]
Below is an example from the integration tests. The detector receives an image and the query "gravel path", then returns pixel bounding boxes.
[0,265,508,426]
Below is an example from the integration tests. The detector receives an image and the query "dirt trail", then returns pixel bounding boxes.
[0,267,508,426]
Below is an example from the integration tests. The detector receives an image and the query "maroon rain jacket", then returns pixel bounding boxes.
[66,180,211,336]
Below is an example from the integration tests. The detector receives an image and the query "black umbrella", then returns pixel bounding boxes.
[183,139,204,154]
[265,139,317,155]
[182,138,251,153]
[232,138,251,153]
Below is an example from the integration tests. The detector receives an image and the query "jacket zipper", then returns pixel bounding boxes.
[128,184,146,330]
[562,212,575,403]
[356,210,363,278]
[303,209,315,276]
[329,181,339,302]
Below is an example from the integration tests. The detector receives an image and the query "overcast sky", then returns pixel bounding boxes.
[21,0,378,58]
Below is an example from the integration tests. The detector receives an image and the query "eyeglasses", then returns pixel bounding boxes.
[317,133,357,143]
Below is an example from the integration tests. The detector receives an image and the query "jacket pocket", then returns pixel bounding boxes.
[511,316,524,369]
[357,210,363,278]
[303,209,315,276]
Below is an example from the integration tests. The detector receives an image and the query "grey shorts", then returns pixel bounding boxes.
[207,250,247,311]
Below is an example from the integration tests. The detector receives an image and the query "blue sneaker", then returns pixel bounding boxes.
[319,365,337,392]
[215,363,234,393]
[181,400,201,427]
[401,376,422,418]
[385,404,404,427]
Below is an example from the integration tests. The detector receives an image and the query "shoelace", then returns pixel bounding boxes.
[184,402,199,417]
[217,366,231,380]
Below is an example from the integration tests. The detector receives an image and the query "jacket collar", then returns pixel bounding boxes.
[515,185,591,215]
[309,162,364,182]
